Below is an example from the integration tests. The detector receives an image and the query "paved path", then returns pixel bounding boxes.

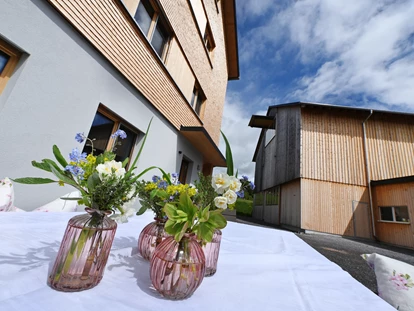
[231,216,414,293]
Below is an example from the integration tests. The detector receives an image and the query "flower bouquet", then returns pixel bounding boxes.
[13,119,161,291]
[135,173,197,260]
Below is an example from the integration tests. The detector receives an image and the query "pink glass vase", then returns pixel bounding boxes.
[138,218,168,261]
[150,234,206,300]
[203,229,222,276]
[48,208,117,292]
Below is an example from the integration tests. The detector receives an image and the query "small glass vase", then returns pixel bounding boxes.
[150,234,206,300]
[203,229,222,277]
[48,208,117,292]
[138,218,168,261]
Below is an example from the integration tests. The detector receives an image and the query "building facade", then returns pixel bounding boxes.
[0,0,238,210]
[250,102,414,249]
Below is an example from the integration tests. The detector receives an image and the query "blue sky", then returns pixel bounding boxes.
[217,0,414,180]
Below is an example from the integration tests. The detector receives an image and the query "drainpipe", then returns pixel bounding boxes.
[362,110,377,239]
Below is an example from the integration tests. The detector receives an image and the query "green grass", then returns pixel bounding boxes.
[235,199,253,217]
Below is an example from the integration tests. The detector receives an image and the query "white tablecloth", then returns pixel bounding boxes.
[0,212,394,311]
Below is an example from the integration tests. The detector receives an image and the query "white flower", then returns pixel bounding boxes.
[214,196,228,209]
[212,173,231,194]
[228,176,241,192]
[96,160,125,180]
[223,190,237,204]
[111,203,136,223]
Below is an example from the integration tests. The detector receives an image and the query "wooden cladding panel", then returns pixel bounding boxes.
[366,114,414,181]
[301,179,369,237]
[280,179,301,228]
[301,108,367,186]
[47,0,202,132]
[372,182,414,249]
[159,0,228,143]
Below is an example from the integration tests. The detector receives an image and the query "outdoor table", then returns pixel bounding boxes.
[0,212,395,311]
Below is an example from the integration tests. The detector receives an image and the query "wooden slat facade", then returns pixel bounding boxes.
[372,182,414,249]
[301,107,367,186]
[366,114,414,181]
[47,0,230,144]
[301,178,370,238]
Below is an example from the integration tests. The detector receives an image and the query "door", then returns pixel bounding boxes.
[352,201,371,239]
[179,158,190,184]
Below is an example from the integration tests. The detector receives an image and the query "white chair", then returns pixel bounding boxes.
[32,191,84,212]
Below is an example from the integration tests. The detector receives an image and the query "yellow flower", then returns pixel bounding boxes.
[58,180,64,187]
[145,183,157,191]
[86,154,96,164]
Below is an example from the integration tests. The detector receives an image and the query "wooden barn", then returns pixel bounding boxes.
[249,102,414,249]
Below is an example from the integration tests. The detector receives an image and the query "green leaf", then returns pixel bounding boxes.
[122,157,129,168]
[43,159,64,174]
[53,145,68,168]
[12,177,57,184]
[208,210,227,229]
[87,172,101,191]
[126,118,153,178]
[133,166,172,185]
[196,221,215,243]
[136,203,148,215]
[221,130,234,176]
[31,160,52,172]
[164,203,178,219]
[174,222,188,242]
[199,205,210,222]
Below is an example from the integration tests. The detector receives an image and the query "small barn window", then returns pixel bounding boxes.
[265,186,279,205]
[254,192,264,206]
[379,206,410,223]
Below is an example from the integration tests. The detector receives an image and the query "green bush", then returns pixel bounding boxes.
[235,199,253,217]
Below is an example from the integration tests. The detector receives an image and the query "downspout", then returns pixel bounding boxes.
[362,110,377,239]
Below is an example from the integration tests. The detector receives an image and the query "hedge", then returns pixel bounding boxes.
[235,199,253,217]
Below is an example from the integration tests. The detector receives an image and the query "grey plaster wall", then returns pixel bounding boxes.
[0,0,203,210]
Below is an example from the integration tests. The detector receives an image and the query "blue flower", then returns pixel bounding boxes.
[249,181,255,190]
[69,148,87,163]
[152,175,160,183]
[158,180,167,189]
[111,129,127,139]
[171,173,178,179]
[236,190,245,198]
[75,132,85,143]
[65,165,85,179]
[242,175,249,181]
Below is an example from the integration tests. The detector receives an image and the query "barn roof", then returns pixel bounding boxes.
[249,101,414,162]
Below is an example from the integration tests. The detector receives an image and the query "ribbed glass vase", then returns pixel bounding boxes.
[138,218,168,261]
[48,208,117,292]
[203,229,222,276]
[150,234,206,300]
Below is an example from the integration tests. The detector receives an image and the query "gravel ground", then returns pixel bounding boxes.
[296,233,414,293]
[233,216,414,293]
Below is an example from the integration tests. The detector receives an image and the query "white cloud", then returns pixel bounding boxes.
[214,92,264,181]
[239,0,414,111]
[278,0,414,110]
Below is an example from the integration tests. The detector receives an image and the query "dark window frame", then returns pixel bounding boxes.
[0,39,21,95]
[82,105,141,168]
[379,206,410,223]
[134,0,171,61]
[190,84,205,118]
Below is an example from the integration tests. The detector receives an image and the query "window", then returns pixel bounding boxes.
[190,84,205,117]
[254,192,264,206]
[203,23,215,57]
[379,206,410,223]
[82,107,140,164]
[134,0,171,60]
[0,39,21,95]
[265,129,275,146]
[265,186,279,205]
